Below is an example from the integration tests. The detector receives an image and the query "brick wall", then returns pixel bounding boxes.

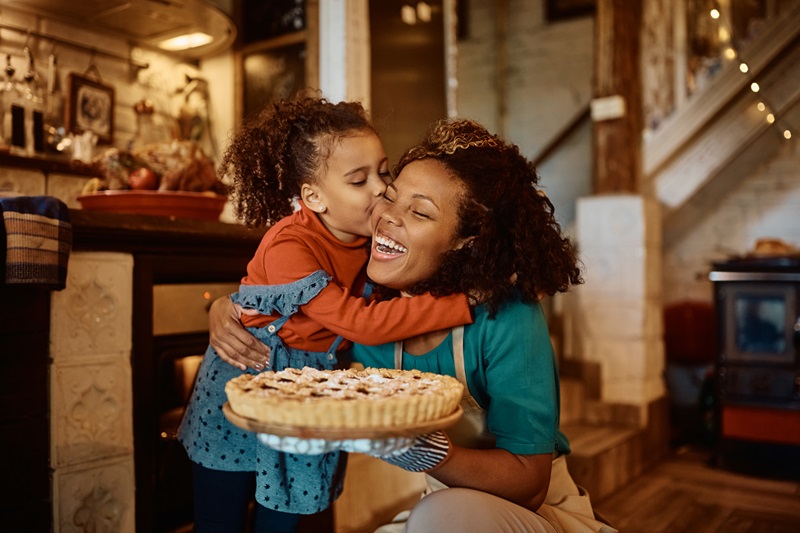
[663,139,800,305]
[455,0,594,226]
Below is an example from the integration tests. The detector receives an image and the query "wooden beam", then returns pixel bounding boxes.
[592,0,643,193]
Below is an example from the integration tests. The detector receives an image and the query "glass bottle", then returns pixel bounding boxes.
[22,47,45,156]
[3,55,26,155]
[44,53,66,155]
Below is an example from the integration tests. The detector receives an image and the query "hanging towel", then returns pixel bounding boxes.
[0,195,72,290]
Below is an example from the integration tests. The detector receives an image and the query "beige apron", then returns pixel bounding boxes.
[384,327,616,533]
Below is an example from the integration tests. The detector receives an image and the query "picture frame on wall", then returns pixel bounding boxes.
[545,0,595,21]
[66,73,115,144]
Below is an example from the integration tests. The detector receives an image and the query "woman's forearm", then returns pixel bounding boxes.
[427,446,552,511]
[208,296,270,371]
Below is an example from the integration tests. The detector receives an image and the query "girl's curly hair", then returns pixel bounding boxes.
[394,119,583,316]
[219,96,375,227]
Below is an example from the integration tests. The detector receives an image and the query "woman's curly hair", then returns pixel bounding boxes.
[394,119,583,316]
[219,96,375,227]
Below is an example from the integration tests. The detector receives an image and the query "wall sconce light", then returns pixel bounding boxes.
[417,2,432,22]
[401,2,433,25]
[401,4,417,25]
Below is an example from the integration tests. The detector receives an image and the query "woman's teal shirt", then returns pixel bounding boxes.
[350,295,570,456]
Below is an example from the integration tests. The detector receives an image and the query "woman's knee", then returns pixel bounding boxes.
[405,489,472,531]
[405,488,555,533]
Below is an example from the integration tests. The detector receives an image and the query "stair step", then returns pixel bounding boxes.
[559,377,586,425]
[561,422,646,503]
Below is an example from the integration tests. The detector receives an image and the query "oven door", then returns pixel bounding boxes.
[152,282,239,531]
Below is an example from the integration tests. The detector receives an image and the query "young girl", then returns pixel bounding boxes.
[178,97,472,533]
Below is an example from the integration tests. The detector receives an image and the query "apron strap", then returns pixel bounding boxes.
[394,340,402,369]
[452,326,472,401]
[395,326,472,403]
[452,326,466,386]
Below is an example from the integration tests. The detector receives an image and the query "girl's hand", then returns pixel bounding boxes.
[208,296,270,371]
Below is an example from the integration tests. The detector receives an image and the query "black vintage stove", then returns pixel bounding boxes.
[709,255,800,478]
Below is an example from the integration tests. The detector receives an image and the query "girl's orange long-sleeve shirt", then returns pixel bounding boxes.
[240,204,473,353]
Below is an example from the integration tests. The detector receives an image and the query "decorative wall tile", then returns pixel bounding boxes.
[53,457,135,533]
[51,360,133,468]
[664,140,800,304]
[50,252,133,361]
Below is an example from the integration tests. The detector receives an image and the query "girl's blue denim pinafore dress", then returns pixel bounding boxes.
[178,270,359,514]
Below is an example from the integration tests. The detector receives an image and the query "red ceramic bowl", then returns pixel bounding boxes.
[77,190,227,221]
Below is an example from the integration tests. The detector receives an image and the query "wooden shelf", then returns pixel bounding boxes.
[0,152,100,177]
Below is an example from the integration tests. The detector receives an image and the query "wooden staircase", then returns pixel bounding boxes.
[558,362,671,504]
[645,3,800,246]
[559,5,800,507]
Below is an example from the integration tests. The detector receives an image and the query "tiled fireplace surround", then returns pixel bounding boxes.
[41,211,261,532]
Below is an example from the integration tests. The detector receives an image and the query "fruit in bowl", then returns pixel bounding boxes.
[128,167,158,190]
[86,140,228,195]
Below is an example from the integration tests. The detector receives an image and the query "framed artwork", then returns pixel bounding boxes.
[545,0,595,21]
[66,73,115,144]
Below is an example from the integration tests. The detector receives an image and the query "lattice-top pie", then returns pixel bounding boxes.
[225,366,463,429]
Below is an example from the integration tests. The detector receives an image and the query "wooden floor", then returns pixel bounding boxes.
[593,445,800,533]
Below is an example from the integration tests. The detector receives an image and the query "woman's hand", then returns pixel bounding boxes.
[208,296,270,371]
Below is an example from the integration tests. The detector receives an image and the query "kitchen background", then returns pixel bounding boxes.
[0,0,797,303]
[1,1,800,532]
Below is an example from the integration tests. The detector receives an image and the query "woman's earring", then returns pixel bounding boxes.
[317,206,325,213]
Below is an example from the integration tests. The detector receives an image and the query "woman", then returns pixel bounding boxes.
[210,119,616,532]
[180,97,471,533]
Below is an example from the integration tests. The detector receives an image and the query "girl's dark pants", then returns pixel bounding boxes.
[192,462,302,533]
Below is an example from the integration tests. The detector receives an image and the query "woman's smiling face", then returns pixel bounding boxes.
[368,158,469,291]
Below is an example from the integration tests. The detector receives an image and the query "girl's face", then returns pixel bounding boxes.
[305,131,391,242]
[367,158,469,291]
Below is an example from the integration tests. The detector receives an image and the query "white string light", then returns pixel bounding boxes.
[710,6,795,141]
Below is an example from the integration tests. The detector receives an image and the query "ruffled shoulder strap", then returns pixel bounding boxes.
[233,270,332,316]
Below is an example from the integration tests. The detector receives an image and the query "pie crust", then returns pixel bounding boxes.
[225,366,464,429]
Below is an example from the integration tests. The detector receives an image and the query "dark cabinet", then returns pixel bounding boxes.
[0,286,52,532]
